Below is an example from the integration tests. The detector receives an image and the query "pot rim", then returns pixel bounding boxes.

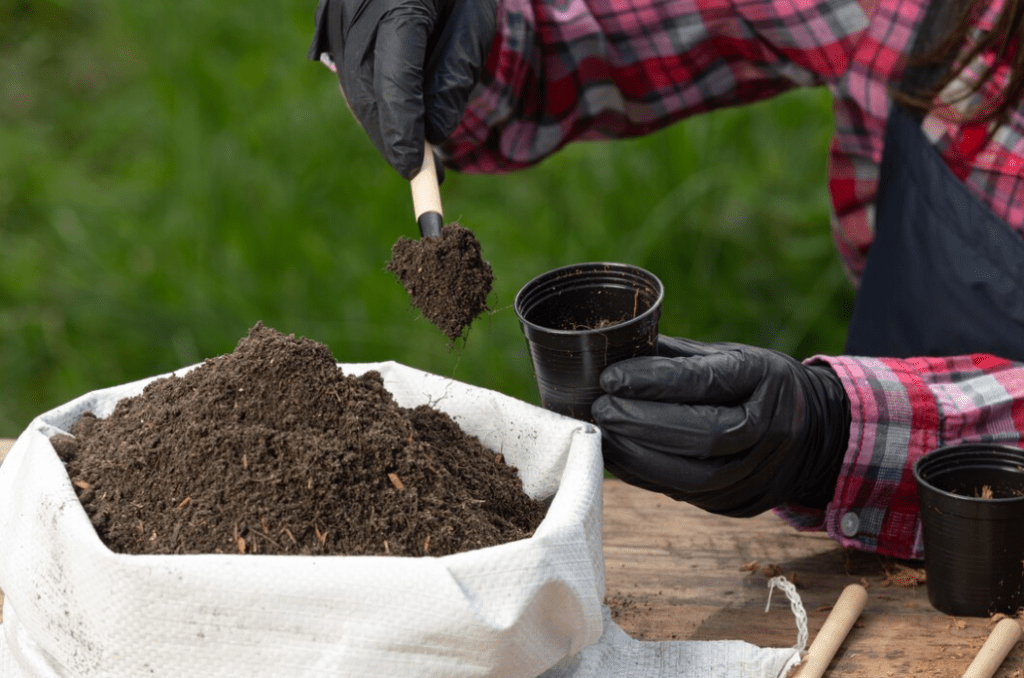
[514,262,665,338]
[913,442,1024,504]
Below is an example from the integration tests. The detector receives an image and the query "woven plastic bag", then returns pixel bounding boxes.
[0,362,803,677]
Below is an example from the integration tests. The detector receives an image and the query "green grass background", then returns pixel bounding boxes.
[0,0,855,437]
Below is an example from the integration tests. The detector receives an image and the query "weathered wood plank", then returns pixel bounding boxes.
[602,478,1024,677]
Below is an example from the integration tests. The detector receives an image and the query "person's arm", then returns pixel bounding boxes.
[443,0,870,173]
[310,0,869,176]
[593,338,1024,561]
[776,353,1024,561]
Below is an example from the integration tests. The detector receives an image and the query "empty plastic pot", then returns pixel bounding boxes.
[514,263,663,422]
[914,443,1024,616]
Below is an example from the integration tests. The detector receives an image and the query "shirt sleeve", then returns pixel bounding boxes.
[776,354,1024,560]
[442,0,869,173]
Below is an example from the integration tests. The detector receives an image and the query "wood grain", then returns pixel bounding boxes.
[602,478,1024,677]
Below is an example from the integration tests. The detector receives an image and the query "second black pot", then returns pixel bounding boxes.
[914,443,1024,616]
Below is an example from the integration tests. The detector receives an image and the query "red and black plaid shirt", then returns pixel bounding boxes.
[444,0,1023,283]
[433,0,1024,560]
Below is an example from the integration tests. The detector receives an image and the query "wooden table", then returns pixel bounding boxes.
[1,437,1022,676]
[602,480,1024,677]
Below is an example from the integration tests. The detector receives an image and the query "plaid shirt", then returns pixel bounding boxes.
[435,0,1024,559]
[444,0,1024,283]
[315,0,1024,558]
[777,354,1024,560]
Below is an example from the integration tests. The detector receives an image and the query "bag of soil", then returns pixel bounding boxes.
[0,360,804,678]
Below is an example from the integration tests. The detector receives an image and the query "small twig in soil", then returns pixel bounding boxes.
[314,524,328,546]
[879,561,927,587]
[251,530,282,551]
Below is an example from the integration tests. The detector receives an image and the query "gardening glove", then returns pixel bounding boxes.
[308,0,497,179]
[591,336,851,518]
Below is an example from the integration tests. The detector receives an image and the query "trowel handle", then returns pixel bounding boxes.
[791,584,868,678]
[410,140,443,238]
[961,618,1023,678]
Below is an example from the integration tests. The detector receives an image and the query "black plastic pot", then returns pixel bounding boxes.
[514,263,663,422]
[913,443,1024,616]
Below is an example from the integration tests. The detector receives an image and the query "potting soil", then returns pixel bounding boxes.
[51,323,545,557]
[386,222,493,342]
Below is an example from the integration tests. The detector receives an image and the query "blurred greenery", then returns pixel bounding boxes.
[0,0,855,437]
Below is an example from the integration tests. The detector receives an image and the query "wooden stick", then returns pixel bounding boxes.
[961,618,1023,678]
[410,140,443,227]
[790,583,868,678]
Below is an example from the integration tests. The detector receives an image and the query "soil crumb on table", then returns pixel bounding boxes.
[51,323,545,557]
[386,222,493,343]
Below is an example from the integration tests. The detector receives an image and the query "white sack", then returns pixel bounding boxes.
[0,362,803,678]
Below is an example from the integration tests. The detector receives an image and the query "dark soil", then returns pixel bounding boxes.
[51,323,545,557]
[386,222,493,343]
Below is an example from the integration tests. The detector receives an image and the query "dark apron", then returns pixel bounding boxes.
[844,3,1024,362]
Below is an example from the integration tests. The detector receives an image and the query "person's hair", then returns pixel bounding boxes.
[897,0,1024,125]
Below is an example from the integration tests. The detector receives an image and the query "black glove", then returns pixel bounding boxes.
[591,336,851,517]
[308,0,497,178]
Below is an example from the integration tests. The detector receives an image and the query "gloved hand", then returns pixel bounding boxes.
[308,0,497,178]
[591,336,851,517]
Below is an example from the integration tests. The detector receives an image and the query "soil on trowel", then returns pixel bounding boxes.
[386,222,493,343]
[51,323,545,557]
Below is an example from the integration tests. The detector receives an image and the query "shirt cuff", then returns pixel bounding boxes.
[775,355,940,561]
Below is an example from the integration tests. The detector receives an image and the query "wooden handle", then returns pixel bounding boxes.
[961,618,1023,678]
[790,584,868,678]
[410,140,442,221]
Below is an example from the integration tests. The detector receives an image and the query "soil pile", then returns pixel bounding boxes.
[51,323,545,557]
[386,223,493,343]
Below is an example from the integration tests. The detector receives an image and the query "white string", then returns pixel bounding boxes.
[765,575,809,653]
